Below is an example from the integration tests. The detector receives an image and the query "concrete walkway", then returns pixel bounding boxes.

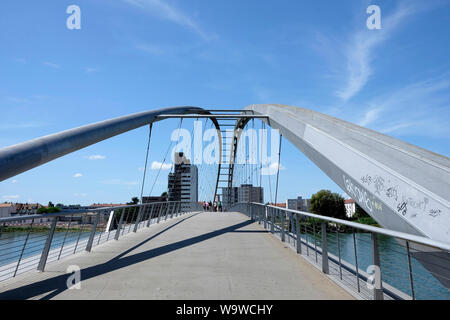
[0,212,353,300]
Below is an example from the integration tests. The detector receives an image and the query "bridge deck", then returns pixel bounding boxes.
[0,212,353,300]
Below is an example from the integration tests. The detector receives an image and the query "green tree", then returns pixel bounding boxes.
[38,206,61,214]
[353,203,369,219]
[48,201,54,208]
[127,197,139,205]
[161,192,168,198]
[310,190,346,219]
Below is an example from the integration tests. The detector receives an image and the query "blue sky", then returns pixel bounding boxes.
[1,0,449,206]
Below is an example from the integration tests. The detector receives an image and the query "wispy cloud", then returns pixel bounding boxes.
[43,62,61,69]
[3,195,20,200]
[83,67,99,74]
[356,76,450,137]
[357,106,383,127]
[73,173,83,178]
[86,155,106,160]
[335,1,430,101]
[123,0,213,40]
[151,161,172,170]
[74,193,88,197]
[135,43,166,55]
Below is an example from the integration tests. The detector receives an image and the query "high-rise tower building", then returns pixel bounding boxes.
[168,152,198,210]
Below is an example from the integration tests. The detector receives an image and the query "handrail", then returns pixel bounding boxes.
[0,201,188,224]
[240,202,450,252]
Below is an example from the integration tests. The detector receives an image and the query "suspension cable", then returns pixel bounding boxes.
[274,133,283,205]
[149,118,183,196]
[139,123,153,203]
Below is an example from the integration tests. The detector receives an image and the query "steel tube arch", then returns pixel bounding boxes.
[0,106,221,182]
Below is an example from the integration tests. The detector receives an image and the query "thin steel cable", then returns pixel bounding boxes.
[139,123,153,203]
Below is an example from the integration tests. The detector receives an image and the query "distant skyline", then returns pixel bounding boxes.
[1,0,449,205]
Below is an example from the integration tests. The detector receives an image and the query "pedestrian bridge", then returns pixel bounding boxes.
[0,210,352,300]
[0,104,449,299]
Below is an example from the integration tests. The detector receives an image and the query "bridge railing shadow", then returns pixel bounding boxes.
[0,212,260,300]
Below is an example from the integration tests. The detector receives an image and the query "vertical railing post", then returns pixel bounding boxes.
[170,202,177,219]
[133,205,145,233]
[264,205,267,229]
[175,202,180,217]
[281,210,285,242]
[305,224,309,256]
[157,203,164,223]
[313,221,318,262]
[37,217,58,272]
[353,232,361,293]
[114,208,125,240]
[321,222,329,274]
[296,215,302,255]
[14,218,34,277]
[372,233,384,300]
[270,207,274,233]
[337,229,343,280]
[147,205,155,227]
[405,241,416,300]
[165,202,170,221]
[86,212,101,252]
[58,215,73,260]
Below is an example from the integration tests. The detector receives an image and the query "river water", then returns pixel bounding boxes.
[300,230,450,300]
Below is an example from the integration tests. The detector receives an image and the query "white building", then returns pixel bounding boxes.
[344,199,356,218]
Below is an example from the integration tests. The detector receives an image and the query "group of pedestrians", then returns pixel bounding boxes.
[203,200,222,212]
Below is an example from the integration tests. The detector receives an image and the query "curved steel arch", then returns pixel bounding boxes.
[0,106,222,185]
[243,104,450,288]
[243,104,450,243]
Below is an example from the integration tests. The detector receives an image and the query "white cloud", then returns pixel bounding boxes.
[11,179,18,184]
[261,162,286,176]
[74,193,88,197]
[3,195,20,200]
[84,67,99,74]
[357,107,383,127]
[151,161,172,170]
[123,0,213,40]
[135,43,166,55]
[356,76,450,137]
[335,2,429,101]
[43,62,61,69]
[87,155,106,160]
[73,173,83,178]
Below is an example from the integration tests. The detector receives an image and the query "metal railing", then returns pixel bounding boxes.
[230,202,450,300]
[0,201,202,282]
